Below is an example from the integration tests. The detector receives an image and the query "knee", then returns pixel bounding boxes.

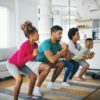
[29,74,37,81]
[16,76,23,83]
[57,62,64,69]
[64,61,74,70]
[83,65,89,70]
[45,65,51,72]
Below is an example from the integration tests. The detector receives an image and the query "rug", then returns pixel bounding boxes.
[0,71,100,100]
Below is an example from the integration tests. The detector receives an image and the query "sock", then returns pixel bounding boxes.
[33,86,41,96]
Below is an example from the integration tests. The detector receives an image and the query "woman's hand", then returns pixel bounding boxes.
[32,49,39,57]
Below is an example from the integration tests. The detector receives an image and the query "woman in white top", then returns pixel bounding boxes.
[68,28,93,81]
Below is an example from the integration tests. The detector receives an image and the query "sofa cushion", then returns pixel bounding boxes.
[0,61,7,71]
[0,47,17,61]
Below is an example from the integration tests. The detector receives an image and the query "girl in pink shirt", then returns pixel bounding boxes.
[7,21,39,100]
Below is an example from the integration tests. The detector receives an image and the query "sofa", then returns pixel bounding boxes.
[0,47,17,79]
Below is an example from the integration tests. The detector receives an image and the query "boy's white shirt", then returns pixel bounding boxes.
[68,40,90,61]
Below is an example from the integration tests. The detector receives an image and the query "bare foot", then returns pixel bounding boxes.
[76,77,86,81]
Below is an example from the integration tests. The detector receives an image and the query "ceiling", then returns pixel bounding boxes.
[52,0,100,20]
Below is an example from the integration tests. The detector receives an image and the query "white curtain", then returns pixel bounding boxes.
[0,6,9,48]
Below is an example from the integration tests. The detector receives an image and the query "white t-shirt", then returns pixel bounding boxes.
[68,40,90,58]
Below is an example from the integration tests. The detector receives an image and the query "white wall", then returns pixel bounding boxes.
[0,0,38,48]
[0,0,17,47]
[15,0,38,48]
[77,21,93,40]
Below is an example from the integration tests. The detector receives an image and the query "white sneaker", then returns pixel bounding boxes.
[67,79,73,83]
[47,82,61,89]
[62,82,70,87]
[47,82,54,89]
[27,95,38,99]
[33,86,42,96]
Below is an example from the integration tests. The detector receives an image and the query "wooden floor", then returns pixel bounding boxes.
[0,77,28,89]
[83,88,100,100]
[0,71,100,100]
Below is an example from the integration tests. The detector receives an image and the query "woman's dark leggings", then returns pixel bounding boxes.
[63,59,80,82]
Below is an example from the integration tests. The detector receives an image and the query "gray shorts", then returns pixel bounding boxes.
[78,60,89,67]
[6,61,33,78]
[26,61,42,76]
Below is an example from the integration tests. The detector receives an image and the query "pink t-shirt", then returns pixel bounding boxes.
[8,40,38,67]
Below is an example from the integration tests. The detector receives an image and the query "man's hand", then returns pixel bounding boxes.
[61,43,71,60]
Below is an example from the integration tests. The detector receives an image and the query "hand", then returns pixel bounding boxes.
[83,55,88,60]
[83,52,95,60]
[61,43,68,51]
[32,49,39,57]
[62,50,67,57]
[90,52,95,56]
[88,52,95,59]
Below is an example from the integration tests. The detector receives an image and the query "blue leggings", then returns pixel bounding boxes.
[63,59,79,82]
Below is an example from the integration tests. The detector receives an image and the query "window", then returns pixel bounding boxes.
[0,6,9,48]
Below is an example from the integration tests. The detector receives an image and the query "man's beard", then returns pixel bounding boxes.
[56,39,61,42]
